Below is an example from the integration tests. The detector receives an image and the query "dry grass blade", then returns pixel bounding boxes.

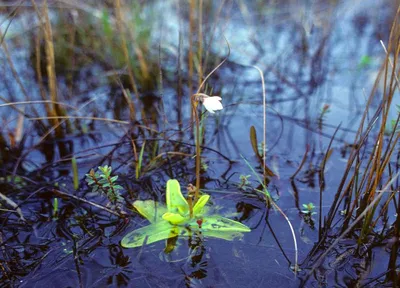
[252,65,267,183]
[0,29,43,120]
[35,97,97,143]
[28,116,130,125]
[0,100,77,109]
[318,124,340,239]
[13,112,24,147]
[52,189,125,218]
[0,192,25,221]
[249,126,260,157]
[31,0,70,137]
[304,171,400,282]
[290,144,309,179]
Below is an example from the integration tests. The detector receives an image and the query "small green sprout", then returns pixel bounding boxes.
[53,198,59,219]
[257,141,267,157]
[85,165,123,204]
[61,242,73,255]
[301,202,317,215]
[317,104,330,131]
[121,179,251,248]
[201,160,208,172]
[358,55,372,69]
[238,174,251,190]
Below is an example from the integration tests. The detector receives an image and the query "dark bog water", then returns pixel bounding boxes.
[0,0,399,287]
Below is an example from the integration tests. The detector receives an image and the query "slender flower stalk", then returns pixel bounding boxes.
[192,93,223,204]
[192,98,201,203]
[190,41,229,208]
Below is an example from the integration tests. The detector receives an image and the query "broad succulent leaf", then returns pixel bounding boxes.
[166,179,189,215]
[201,215,251,232]
[133,200,167,223]
[121,222,179,248]
[201,230,244,241]
[193,194,210,215]
[162,212,187,224]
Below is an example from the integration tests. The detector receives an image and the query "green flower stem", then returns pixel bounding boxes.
[190,46,230,207]
[188,195,193,218]
[192,99,201,203]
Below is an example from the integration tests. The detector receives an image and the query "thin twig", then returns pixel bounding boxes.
[290,144,309,179]
[52,189,124,218]
[0,192,25,221]
[28,116,130,125]
[0,100,77,109]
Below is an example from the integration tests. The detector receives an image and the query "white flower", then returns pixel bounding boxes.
[202,96,223,114]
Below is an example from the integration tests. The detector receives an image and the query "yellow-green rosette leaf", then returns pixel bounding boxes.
[202,215,251,232]
[121,222,179,248]
[166,179,189,214]
[133,200,167,223]
[122,179,252,249]
[162,212,187,224]
[192,194,210,215]
[201,230,244,241]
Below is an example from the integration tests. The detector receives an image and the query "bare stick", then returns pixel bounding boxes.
[0,192,25,221]
[28,116,130,125]
[0,100,77,109]
[52,189,124,218]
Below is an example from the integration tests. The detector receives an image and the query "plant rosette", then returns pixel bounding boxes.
[121,179,251,248]
[301,203,317,215]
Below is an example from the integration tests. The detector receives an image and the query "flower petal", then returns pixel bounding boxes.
[203,102,214,113]
[133,200,167,223]
[121,222,178,248]
[203,96,223,114]
[201,215,251,232]
[162,212,187,224]
[210,97,223,110]
[213,103,223,110]
[192,194,210,215]
[166,179,189,215]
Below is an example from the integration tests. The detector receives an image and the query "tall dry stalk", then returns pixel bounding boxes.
[189,0,196,123]
[114,0,139,121]
[0,29,42,121]
[198,0,203,84]
[303,7,400,286]
[31,0,70,138]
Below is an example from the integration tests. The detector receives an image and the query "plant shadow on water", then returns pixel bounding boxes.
[1,0,400,287]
